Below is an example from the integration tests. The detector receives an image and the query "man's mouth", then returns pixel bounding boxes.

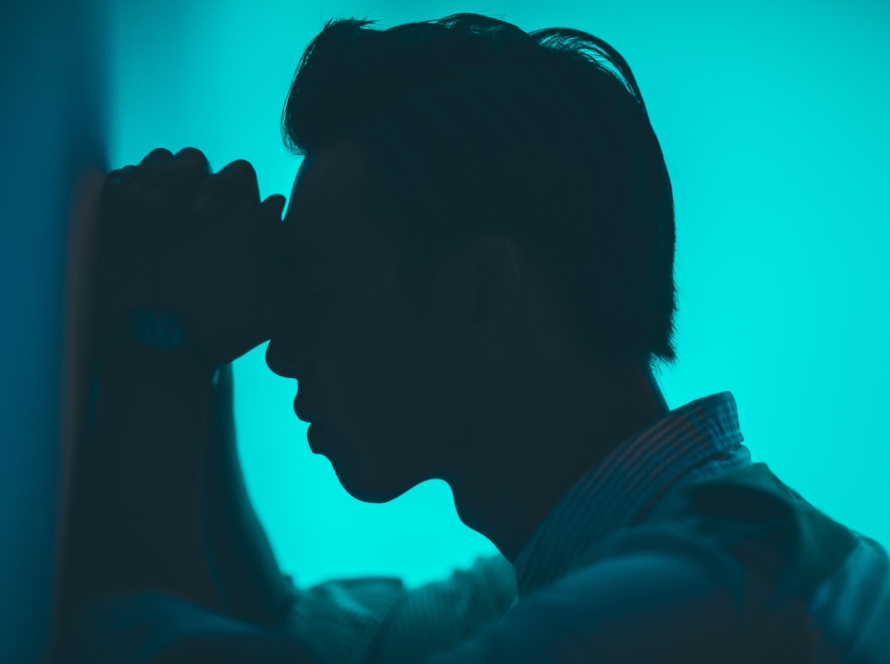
[293,396,316,423]
[306,422,326,453]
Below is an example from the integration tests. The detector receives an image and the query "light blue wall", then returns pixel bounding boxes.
[108,0,890,591]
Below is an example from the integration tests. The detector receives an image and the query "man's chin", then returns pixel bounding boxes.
[310,427,420,503]
[328,460,412,504]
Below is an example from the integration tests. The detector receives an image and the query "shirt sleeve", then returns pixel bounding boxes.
[423,529,816,664]
[281,554,517,664]
[366,554,518,664]
[64,554,516,664]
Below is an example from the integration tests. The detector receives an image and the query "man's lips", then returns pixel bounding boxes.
[293,396,317,424]
[306,422,325,453]
[294,396,328,454]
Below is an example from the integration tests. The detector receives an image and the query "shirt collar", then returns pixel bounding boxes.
[512,391,747,599]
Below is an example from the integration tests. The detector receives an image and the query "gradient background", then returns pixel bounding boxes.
[108,0,890,590]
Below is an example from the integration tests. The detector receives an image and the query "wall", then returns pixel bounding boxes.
[0,0,108,661]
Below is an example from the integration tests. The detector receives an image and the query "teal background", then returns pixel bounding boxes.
[108,0,889,590]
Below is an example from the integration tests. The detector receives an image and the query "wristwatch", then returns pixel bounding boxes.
[110,307,217,379]
[128,307,189,351]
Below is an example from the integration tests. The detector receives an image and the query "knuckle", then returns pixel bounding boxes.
[130,150,173,188]
[104,165,135,185]
[173,147,211,172]
[104,173,124,189]
[141,148,173,166]
[206,160,259,204]
[154,151,212,192]
[222,159,257,181]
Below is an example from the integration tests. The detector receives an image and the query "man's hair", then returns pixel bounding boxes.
[281,13,677,365]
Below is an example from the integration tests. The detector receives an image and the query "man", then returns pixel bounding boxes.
[63,12,889,664]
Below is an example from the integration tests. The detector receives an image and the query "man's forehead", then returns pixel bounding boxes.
[284,141,371,246]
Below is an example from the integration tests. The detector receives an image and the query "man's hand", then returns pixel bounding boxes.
[99,147,289,367]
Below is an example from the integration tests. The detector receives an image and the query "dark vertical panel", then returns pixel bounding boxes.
[0,0,108,661]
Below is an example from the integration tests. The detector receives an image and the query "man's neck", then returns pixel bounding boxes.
[447,359,670,564]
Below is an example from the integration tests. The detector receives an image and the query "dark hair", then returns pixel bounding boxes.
[281,12,677,365]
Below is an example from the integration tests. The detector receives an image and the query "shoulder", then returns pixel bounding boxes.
[428,530,815,664]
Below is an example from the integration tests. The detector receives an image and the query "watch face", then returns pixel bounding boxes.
[128,307,189,350]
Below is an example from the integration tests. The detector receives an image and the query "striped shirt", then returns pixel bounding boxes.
[510,391,752,600]
[68,392,890,663]
[420,392,890,663]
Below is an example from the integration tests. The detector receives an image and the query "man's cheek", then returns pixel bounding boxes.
[317,345,375,422]
[339,347,408,427]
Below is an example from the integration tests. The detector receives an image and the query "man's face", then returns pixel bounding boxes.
[265,139,471,503]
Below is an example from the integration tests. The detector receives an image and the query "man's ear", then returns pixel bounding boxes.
[467,232,526,352]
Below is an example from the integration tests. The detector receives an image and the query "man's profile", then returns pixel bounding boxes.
[61,12,889,664]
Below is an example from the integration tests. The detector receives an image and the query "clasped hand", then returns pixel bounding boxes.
[98,147,290,367]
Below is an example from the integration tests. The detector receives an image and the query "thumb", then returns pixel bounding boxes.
[256,194,289,292]
[263,194,287,221]
[256,194,286,255]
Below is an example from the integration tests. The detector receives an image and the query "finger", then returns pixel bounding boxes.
[157,147,212,183]
[119,179,146,217]
[196,160,260,215]
[256,195,291,332]
[190,160,260,221]
[144,148,213,217]
[105,165,136,188]
[112,149,173,218]
[256,195,287,263]
[131,148,174,184]
[102,165,136,208]
[259,197,289,280]
[151,147,212,192]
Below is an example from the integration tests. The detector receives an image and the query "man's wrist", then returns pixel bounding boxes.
[102,307,218,381]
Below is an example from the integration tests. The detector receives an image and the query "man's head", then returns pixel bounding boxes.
[265,13,677,504]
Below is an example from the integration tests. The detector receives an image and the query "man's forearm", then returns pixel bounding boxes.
[70,346,222,610]
[201,362,295,626]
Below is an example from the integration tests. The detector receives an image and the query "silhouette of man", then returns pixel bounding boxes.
[63,13,890,664]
